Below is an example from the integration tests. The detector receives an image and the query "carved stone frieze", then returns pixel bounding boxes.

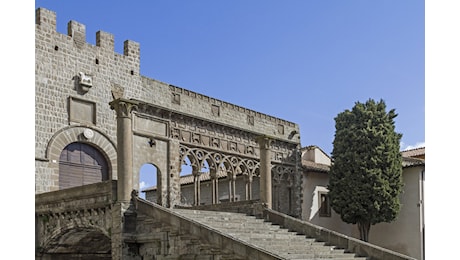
[37,206,111,247]
[135,100,299,163]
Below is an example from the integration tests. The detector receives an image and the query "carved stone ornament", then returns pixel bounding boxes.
[83,128,94,139]
[78,72,93,92]
[109,99,139,118]
[111,83,125,100]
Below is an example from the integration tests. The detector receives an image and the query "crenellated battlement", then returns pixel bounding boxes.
[35,8,56,31]
[35,7,140,65]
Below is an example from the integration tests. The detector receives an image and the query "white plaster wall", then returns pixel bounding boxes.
[302,147,331,165]
[302,167,425,260]
[301,171,354,234]
[367,166,424,260]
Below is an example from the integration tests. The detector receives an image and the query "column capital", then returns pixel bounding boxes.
[256,135,273,150]
[109,98,139,118]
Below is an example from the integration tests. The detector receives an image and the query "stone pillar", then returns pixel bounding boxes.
[167,139,181,208]
[210,169,218,204]
[110,98,138,203]
[192,166,200,206]
[246,174,253,200]
[258,136,272,209]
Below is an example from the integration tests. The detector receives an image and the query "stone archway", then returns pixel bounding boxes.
[178,144,260,206]
[45,126,117,192]
[139,163,159,201]
[39,227,111,260]
[59,142,109,190]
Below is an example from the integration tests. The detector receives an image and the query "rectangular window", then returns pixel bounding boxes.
[319,192,331,217]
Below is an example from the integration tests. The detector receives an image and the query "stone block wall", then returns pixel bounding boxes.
[35,7,141,193]
[35,6,301,212]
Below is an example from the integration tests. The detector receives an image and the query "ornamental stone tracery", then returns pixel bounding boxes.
[178,144,261,205]
[134,100,301,212]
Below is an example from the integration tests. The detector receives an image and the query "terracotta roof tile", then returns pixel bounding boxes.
[402,157,425,168]
[301,160,330,173]
[401,147,425,159]
[142,170,229,192]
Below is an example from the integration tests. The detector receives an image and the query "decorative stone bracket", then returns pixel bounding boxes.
[78,72,93,92]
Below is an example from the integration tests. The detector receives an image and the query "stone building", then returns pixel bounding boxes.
[35,7,419,260]
[144,145,425,259]
[35,5,302,211]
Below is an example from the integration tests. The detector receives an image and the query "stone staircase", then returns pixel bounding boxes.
[172,208,369,260]
[132,211,246,259]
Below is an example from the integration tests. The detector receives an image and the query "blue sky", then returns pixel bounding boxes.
[34,0,426,195]
[34,0,425,154]
[12,1,459,257]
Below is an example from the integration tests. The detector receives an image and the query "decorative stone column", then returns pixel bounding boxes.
[110,98,138,203]
[245,174,253,200]
[258,136,272,209]
[192,166,201,206]
[210,169,218,204]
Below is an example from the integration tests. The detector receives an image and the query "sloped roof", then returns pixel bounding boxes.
[402,156,425,168]
[142,170,229,192]
[301,145,332,160]
[401,147,425,159]
[302,147,426,173]
[301,160,330,173]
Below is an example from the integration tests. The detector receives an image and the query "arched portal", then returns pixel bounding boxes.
[139,163,158,202]
[59,142,109,190]
[40,227,111,260]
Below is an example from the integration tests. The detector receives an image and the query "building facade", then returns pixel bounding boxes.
[35,7,422,259]
[35,6,302,215]
[300,146,425,260]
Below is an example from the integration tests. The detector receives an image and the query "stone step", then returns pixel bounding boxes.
[281,255,368,260]
[245,236,320,245]
[248,239,328,247]
[227,231,307,240]
[212,224,295,233]
[274,248,348,255]
[252,243,339,253]
[183,214,265,224]
[172,209,368,259]
[174,209,261,220]
[178,254,245,260]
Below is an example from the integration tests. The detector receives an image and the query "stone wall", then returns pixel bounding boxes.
[35,7,139,193]
[35,7,301,200]
[35,7,304,256]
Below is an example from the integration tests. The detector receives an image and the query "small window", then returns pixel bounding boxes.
[319,192,331,217]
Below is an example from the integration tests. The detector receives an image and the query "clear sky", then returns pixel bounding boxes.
[7,1,459,258]
[34,0,425,155]
[33,0,426,200]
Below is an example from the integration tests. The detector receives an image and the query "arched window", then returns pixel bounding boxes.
[59,142,109,190]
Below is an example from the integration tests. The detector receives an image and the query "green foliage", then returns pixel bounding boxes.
[328,99,403,240]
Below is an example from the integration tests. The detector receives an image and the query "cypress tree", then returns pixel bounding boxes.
[328,98,403,242]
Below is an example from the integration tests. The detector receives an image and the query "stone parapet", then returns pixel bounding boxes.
[261,208,417,260]
[136,198,280,259]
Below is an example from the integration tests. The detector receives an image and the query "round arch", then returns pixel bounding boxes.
[46,126,117,191]
[139,163,159,202]
[59,142,109,189]
[41,227,111,259]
